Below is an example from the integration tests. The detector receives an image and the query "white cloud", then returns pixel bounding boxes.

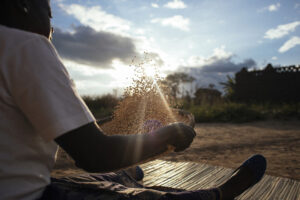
[151,3,159,8]
[278,36,300,53]
[58,4,131,34]
[151,15,190,31]
[259,3,280,12]
[271,56,278,60]
[268,3,280,12]
[264,21,300,39]
[61,59,117,95]
[186,46,233,67]
[180,47,256,90]
[213,46,233,59]
[164,0,187,9]
[135,28,145,35]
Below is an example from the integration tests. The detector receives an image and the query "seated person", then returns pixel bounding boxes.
[0,0,267,200]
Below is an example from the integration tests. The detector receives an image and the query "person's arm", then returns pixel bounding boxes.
[6,35,195,172]
[55,122,195,173]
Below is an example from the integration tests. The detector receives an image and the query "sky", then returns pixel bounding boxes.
[50,0,300,96]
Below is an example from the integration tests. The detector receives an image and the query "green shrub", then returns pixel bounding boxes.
[82,94,300,122]
[272,103,300,120]
[189,103,264,123]
[82,94,119,119]
[91,107,115,119]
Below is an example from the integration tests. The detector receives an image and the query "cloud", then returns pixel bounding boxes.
[200,58,256,73]
[259,3,280,12]
[52,26,138,68]
[151,15,190,31]
[190,49,254,71]
[58,4,131,34]
[178,47,256,90]
[62,60,115,82]
[60,60,118,95]
[264,21,300,39]
[278,36,300,53]
[268,3,280,12]
[271,56,278,60]
[295,3,300,9]
[164,0,187,9]
[151,3,159,8]
[52,26,164,69]
[183,46,256,73]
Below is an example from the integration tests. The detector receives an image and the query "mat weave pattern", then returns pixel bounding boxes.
[140,160,300,200]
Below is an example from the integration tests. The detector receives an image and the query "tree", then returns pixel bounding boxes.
[220,75,236,100]
[164,72,195,99]
[194,87,222,105]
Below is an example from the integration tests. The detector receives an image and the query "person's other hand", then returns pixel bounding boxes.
[156,122,196,152]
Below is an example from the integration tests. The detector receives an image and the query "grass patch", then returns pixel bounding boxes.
[82,94,300,123]
[187,102,300,123]
[82,95,118,119]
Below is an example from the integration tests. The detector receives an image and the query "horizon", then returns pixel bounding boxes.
[50,0,300,95]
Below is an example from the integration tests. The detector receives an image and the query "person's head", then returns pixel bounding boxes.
[0,0,53,39]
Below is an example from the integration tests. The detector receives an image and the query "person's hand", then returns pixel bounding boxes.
[156,122,196,152]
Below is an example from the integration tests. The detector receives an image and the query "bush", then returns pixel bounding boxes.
[82,94,300,122]
[189,103,264,123]
[272,103,300,120]
[190,102,300,123]
[82,94,119,119]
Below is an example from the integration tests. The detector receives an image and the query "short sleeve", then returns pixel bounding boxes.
[5,36,95,141]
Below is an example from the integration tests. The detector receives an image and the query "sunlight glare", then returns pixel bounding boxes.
[144,64,157,78]
[111,59,136,87]
[154,82,177,122]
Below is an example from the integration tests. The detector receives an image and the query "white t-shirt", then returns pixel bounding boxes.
[0,25,95,200]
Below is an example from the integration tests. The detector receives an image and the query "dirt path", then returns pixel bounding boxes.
[161,120,300,181]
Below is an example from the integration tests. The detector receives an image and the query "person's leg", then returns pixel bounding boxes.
[159,188,220,200]
[91,169,144,188]
[218,154,267,200]
[124,165,144,181]
[158,154,266,200]
[39,174,136,200]
[41,154,266,200]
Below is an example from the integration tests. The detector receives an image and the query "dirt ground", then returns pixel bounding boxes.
[161,120,300,181]
[53,120,300,181]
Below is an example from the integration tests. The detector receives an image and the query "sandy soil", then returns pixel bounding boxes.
[161,120,300,181]
[53,120,300,181]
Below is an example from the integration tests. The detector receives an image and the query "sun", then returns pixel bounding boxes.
[144,66,157,78]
